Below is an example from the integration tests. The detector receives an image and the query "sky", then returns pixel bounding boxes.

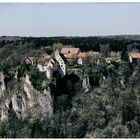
[0,3,140,37]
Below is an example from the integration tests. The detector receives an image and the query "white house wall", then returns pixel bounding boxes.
[37,53,67,79]
[55,54,66,76]
[129,56,133,63]
[78,58,83,65]
[46,69,52,79]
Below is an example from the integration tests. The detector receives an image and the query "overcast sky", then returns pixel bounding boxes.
[0,3,140,37]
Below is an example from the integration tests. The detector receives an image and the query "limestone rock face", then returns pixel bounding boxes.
[82,76,90,92]
[0,72,6,98]
[0,72,8,122]
[0,72,53,122]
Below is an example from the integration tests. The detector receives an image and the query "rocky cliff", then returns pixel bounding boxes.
[0,72,53,122]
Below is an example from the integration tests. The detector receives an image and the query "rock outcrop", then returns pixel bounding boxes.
[82,76,91,92]
[0,72,53,122]
[0,72,6,98]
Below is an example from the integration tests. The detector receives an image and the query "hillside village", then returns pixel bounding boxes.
[25,47,100,79]
[23,45,140,80]
[1,37,140,138]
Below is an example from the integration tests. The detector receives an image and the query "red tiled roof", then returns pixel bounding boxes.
[61,48,80,55]
[78,51,100,58]
[78,52,89,58]
[129,52,140,58]
[64,53,77,59]
[63,51,100,59]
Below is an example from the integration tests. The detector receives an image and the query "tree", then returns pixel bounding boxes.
[121,49,129,62]
[29,66,46,90]
[100,44,110,58]
[53,43,63,51]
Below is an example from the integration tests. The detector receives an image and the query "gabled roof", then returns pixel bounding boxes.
[61,51,100,59]
[50,58,56,65]
[24,57,36,64]
[129,52,140,58]
[64,53,77,59]
[78,51,100,58]
[42,53,52,60]
[25,57,34,61]
[59,53,68,63]
[78,52,89,58]
[61,48,80,54]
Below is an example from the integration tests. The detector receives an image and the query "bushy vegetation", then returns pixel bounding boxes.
[29,66,46,91]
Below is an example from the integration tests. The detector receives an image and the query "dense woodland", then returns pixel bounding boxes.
[1,36,140,138]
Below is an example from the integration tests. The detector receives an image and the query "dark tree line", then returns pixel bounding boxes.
[1,36,140,52]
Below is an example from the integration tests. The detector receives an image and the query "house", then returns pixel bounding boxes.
[50,50,68,77]
[46,56,67,78]
[37,64,47,72]
[36,53,52,71]
[37,54,52,72]
[37,57,56,79]
[61,47,80,64]
[61,47,101,65]
[77,51,101,65]
[78,57,83,65]
[37,50,68,79]
[61,48,80,58]
[42,53,52,60]
[55,52,67,76]
[24,57,36,65]
[37,58,55,79]
[77,52,89,65]
[78,52,89,58]
[46,58,56,79]
[129,52,140,63]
